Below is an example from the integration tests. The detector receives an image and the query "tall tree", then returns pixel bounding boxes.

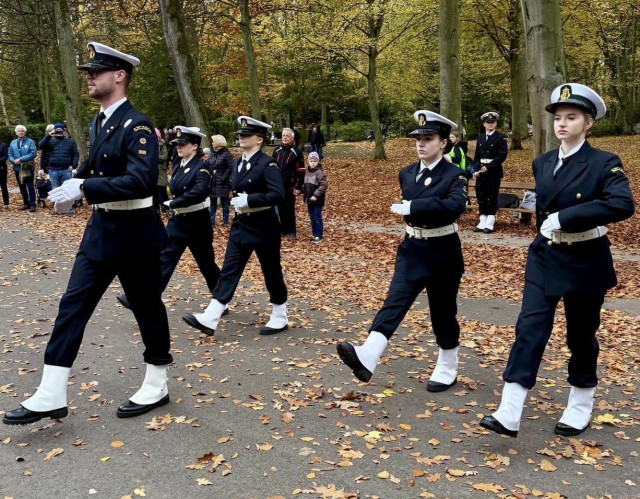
[158,0,210,147]
[439,0,462,125]
[520,0,566,156]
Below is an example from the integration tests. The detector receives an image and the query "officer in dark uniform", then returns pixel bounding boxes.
[182,116,288,336]
[116,126,221,311]
[472,112,508,233]
[337,110,467,391]
[3,42,172,425]
[481,83,635,438]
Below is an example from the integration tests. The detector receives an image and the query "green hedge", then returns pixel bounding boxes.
[331,120,372,142]
[590,121,625,137]
[0,124,48,146]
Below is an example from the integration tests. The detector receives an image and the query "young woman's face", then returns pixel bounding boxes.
[176,141,198,158]
[553,105,593,142]
[449,134,457,144]
[238,134,262,150]
[415,134,446,161]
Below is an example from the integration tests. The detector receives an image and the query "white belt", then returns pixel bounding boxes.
[92,197,153,211]
[173,197,211,215]
[545,226,608,244]
[406,223,458,239]
[236,205,272,215]
[480,158,492,164]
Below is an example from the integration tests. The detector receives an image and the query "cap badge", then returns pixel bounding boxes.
[124,119,132,128]
[176,129,182,137]
[241,118,248,127]
[418,113,426,126]
[89,46,96,59]
[560,85,571,100]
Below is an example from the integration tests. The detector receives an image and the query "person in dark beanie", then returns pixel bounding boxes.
[298,151,327,243]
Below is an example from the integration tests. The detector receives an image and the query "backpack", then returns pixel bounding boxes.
[497,193,519,208]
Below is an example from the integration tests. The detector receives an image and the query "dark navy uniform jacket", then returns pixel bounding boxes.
[230,149,284,244]
[167,155,212,240]
[472,131,508,178]
[527,141,635,296]
[395,158,467,282]
[76,100,166,261]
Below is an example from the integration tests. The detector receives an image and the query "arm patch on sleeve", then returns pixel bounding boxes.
[200,169,211,176]
[133,125,153,134]
[611,166,625,174]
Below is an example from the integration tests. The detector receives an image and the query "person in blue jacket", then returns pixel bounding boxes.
[8,125,37,211]
[481,83,635,438]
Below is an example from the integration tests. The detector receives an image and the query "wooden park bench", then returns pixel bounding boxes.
[466,180,536,216]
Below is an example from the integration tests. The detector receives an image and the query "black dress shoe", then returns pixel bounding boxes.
[473,227,484,232]
[117,294,131,310]
[336,342,372,382]
[427,378,457,393]
[182,314,215,336]
[3,405,68,425]
[484,228,494,234]
[555,421,589,437]
[480,415,518,438]
[221,308,230,317]
[259,324,288,335]
[116,393,170,418]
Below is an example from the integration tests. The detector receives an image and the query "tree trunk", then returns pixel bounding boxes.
[238,0,261,119]
[368,47,386,160]
[321,102,327,127]
[0,83,10,126]
[37,50,52,124]
[521,0,566,156]
[158,0,210,147]
[508,0,527,149]
[52,0,88,159]
[439,0,462,125]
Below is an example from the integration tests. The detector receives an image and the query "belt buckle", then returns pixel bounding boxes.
[551,231,561,244]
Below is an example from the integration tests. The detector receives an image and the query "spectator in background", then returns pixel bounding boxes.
[0,137,8,208]
[309,126,326,158]
[208,134,233,225]
[444,129,471,177]
[274,127,305,239]
[38,123,79,214]
[35,169,52,208]
[40,124,54,172]
[202,147,211,161]
[8,125,37,212]
[299,151,327,243]
[154,128,170,213]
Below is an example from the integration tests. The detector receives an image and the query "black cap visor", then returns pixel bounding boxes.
[545,98,597,118]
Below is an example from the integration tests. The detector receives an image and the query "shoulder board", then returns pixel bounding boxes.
[133,125,153,134]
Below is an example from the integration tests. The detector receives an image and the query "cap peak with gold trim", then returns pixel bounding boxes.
[78,42,140,75]
[408,110,457,138]
[171,126,206,145]
[545,83,606,119]
[236,116,272,136]
[481,111,499,122]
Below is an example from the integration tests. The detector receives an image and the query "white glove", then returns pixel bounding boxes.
[390,200,411,216]
[540,212,561,238]
[163,200,172,208]
[231,193,249,213]
[49,179,84,214]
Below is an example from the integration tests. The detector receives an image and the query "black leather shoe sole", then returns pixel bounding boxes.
[555,421,589,437]
[259,324,288,336]
[182,314,215,336]
[117,294,131,310]
[116,393,170,418]
[3,406,68,425]
[336,342,372,382]
[480,415,518,437]
[221,308,230,317]
[484,228,494,234]
[427,378,457,393]
[473,227,484,232]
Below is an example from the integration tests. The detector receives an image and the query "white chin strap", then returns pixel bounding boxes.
[353,331,388,374]
[559,386,595,430]
[486,215,496,230]
[129,364,169,405]
[476,214,487,230]
[429,347,458,385]
[21,365,70,412]
[265,303,288,329]
[491,382,528,432]
[194,299,226,330]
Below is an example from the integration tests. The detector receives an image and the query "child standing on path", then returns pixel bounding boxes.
[298,151,327,243]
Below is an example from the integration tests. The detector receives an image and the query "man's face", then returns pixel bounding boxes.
[483,120,497,132]
[16,129,26,138]
[84,69,121,99]
[281,131,294,146]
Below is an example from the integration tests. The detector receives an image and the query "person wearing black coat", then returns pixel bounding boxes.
[481,84,635,439]
[337,110,467,392]
[208,135,234,225]
[309,126,326,158]
[0,139,8,207]
[117,126,220,311]
[183,116,288,337]
[273,127,305,238]
[472,112,508,233]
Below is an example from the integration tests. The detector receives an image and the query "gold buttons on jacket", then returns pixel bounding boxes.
[545,211,550,216]
[99,172,104,176]
[103,154,107,158]
[547,240,553,246]
[248,179,252,183]
[90,170,94,175]
[576,193,582,199]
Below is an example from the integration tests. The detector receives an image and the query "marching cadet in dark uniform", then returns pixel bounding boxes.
[472,112,508,233]
[182,116,288,336]
[116,126,221,311]
[481,84,635,438]
[337,111,467,391]
[3,43,173,425]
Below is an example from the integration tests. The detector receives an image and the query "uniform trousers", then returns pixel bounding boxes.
[160,236,220,294]
[503,278,605,389]
[44,251,173,367]
[214,237,287,305]
[370,270,461,349]
[475,174,501,215]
